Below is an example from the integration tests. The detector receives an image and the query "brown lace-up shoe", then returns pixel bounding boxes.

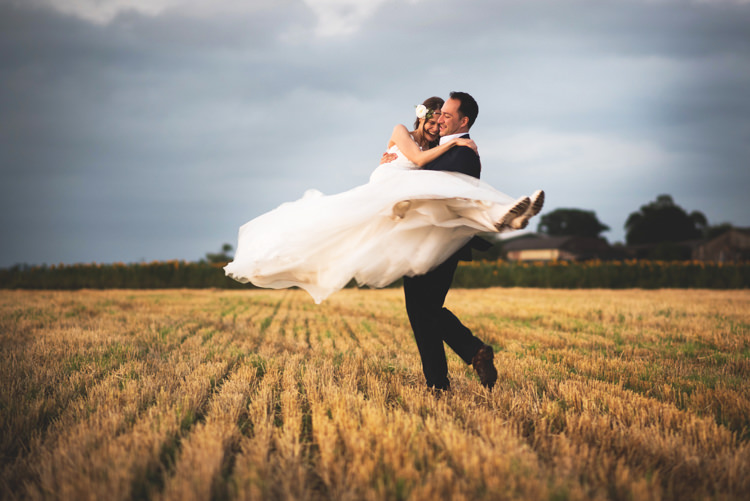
[472,345,498,389]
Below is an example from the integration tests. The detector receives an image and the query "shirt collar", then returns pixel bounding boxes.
[439,132,469,145]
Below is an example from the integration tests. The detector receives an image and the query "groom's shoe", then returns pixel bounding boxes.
[427,384,451,398]
[472,345,498,389]
[495,197,531,231]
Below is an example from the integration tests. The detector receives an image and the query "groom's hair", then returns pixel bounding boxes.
[450,91,478,129]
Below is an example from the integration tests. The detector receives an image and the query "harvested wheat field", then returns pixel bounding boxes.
[1,288,749,500]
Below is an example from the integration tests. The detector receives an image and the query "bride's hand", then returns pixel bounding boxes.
[380,152,398,164]
[455,138,479,156]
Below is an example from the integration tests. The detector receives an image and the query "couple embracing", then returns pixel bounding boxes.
[225,91,544,391]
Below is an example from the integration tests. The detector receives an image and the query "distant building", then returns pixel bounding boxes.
[501,234,613,262]
[692,228,750,262]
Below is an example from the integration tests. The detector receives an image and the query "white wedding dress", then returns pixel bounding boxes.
[225,144,532,303]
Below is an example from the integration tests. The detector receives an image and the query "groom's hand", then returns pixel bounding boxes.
[380,152,398,164]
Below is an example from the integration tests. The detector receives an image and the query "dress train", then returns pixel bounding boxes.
[224,145,543,303]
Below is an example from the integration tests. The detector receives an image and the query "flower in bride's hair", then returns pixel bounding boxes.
[415,104,428,119]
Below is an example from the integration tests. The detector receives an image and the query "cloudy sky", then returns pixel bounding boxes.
[1,0,749,267]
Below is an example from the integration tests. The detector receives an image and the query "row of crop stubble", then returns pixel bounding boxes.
[1,288,749,500]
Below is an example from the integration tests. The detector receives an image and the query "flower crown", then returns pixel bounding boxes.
[415,104,435,121]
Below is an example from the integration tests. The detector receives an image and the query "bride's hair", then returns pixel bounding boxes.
[414,96,444,149]
[413,96,444,129]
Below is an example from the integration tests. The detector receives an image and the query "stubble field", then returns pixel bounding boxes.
[1,287,749,500]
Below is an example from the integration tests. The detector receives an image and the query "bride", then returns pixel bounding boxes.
[224,96,543,303]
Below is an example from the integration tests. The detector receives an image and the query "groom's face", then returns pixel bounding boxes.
[438,98,469,136]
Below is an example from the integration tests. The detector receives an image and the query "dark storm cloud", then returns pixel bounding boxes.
[1,0,749,266]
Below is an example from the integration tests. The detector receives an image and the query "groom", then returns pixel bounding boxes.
[404,91,498,391]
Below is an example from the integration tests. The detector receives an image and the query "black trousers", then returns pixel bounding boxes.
[403,254,484,389]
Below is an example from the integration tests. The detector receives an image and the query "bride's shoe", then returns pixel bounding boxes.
[527,189,545,217]
[510,190,545,229]
[495,197,530,231]
[392,200,412,220]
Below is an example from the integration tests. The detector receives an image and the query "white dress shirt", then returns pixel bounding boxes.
[439,132,469,145]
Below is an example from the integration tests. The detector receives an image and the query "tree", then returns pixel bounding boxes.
[537,209,610,238]
[625,194,707,245]
[205,243,234,264]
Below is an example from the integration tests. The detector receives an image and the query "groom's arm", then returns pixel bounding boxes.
[422,146,481,179]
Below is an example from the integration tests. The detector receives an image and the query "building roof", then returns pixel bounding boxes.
[502,235,610,252]
[695,227,750,250]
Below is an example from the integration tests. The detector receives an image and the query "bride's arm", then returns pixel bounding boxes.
[389,125,476,167]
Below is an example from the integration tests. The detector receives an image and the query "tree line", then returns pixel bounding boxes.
[536,193,730,244]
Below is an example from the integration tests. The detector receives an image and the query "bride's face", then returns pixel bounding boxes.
[422,116,440,142]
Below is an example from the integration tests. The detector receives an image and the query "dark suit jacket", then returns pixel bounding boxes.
[421,134,481,179]
[421,134,490,260]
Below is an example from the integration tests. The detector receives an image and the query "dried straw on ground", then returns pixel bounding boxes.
[1,288,748,500]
